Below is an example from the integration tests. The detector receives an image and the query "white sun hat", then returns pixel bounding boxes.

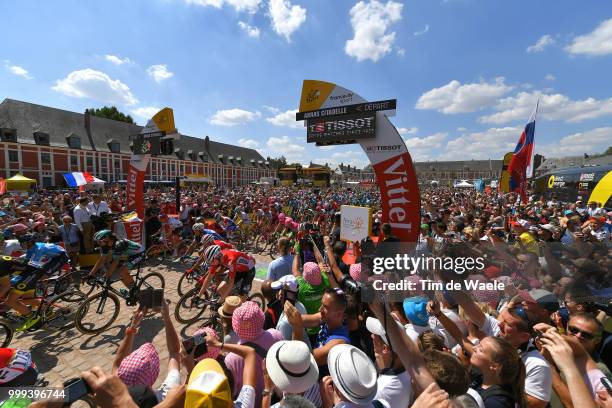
[327,344,378,405]
[266,340,319,394]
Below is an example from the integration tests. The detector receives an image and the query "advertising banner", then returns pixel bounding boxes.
[114,220,144,246]
[499,152,513,193]
[126,155,150,219]
[306,112,376,145]
[298,80,420,243]
[340,205,372,242]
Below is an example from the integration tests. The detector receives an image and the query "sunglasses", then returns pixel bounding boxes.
[567,325,598,340]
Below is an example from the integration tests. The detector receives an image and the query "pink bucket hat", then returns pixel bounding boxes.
[232,301,264,341]
[303,262,322,286]
[349,263,362,281]
[193,326,221,361]
[118,343,160,387]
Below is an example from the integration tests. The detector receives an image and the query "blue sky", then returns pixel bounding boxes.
[2,0,612,168]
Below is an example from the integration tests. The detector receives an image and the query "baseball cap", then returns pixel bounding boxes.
[365,317,389,345]
[539,224,557,233]
[271,275,298,292]
[403,297,429,327]
[186,359,232,408]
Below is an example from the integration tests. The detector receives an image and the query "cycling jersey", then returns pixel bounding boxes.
[205,221,225,235]
[0,256,28,278]
[0,348,36,385]
[202,229,223,240]
[110,239,143,262]
[210,249,255,279]
[24,243,67,269]
[213,239,234,250]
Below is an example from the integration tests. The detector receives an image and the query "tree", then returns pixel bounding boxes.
[267,156,287,170]
[86,106,134,124]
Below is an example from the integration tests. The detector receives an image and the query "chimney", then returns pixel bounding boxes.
[204,135,210,152]
[84,109,96,151]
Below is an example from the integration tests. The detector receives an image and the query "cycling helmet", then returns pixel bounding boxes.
[195,216,205,224]
[200,234,215,247]
[17,234,36,244]
[203,245,222,263]
[93,229,114,241]
[192,223,206,232]
[214,213,222,223]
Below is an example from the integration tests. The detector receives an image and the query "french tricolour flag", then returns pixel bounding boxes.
[507,100,538,202]
[63,172,95,188]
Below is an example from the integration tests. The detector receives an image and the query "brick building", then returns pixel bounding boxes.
[0,99,275,187]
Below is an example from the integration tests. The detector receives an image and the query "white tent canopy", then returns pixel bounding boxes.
[455,181,474,188]
[91,177,106,184]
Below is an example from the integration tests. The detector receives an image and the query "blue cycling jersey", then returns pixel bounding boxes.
[24,243,67,268]
[203,229,223,240]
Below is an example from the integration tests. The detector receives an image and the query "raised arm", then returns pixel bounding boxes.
[112,308,144,374]
[450,289,486,328]
[427,300,474,355]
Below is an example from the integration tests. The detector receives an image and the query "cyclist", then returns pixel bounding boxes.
[88,230,145,299]
[6,234,70,331]
[0,256,29,302]
[195,245,256,302]
[0,348,38,388]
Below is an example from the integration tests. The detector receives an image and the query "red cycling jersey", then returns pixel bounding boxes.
[214,239,234,250]
[210,249,255,279]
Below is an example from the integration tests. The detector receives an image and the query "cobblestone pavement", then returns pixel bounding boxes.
[9,253,271,406]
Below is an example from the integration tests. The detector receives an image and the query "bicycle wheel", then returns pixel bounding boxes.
[253,234,265,254]
[0,322,13,347]
[41,291,87,330]
[177,272,197,297]
[145,246,165,268]
[74,291,121,334]
[175,288,209,324]
[247,292,266,312]
[137,272,165,291]
[175,240,191,258]
[269,243,279,260]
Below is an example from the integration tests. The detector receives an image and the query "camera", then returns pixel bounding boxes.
[182,333,208,359]
[138,288,164,308]
[63,377,92,404]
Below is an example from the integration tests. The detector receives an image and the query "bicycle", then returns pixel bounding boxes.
[174,275,265,324]
[0,271,88,347]
[144,235,191,267]
[177,262,208,297]
[74,261,165,334]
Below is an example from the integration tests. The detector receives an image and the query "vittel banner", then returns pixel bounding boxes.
[298,80,420,243]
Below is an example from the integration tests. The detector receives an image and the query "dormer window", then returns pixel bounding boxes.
[1,129,17,143]
[198,152,206,162]
[107,139,121,153]
[34,132,50,146]
[174,148,184,159]
[67,134,81,149]
[218,154,224,162]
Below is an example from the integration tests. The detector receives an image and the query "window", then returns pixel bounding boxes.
[171,163,176,173]
[71,155,78,166]
[8,150,18,162]
[86,157,93,167]
[34,132,50,145]
[101,158,108,172]
[42,177,52,188]
[109,142,121,153]
[1,129,17,143]
[67,135,81,149]
[114,160,120,171]
[41,152,51,164]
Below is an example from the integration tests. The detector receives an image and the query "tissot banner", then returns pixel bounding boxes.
[298,80,420,243]
[126,155,150,219]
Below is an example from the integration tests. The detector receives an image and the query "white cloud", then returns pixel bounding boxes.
[438,127,521,160]
[478,91,612,124]
[185,0,261,13]
[457,127,467,132]
[565,18,612,56]
[147,64,174,83]
[268,0,306,42]
[396,47,406,56]
[397,127,418,135]
[345,0,403,62]
[545,74,555,81]
[404,132,447,149]
[414,24,430,36]
[266,136,306,158]
[266,108,303,128]
[238,21,261,38]
[131,106,161,119]
[52,68,138,105]
[526,34,555,53]
[539,127,612,157]
[104,54,132,65]
[4,62,32,79]
[263,105,280,114]
[209,108,261,126]
[416,77,513,114]
[238,138,261,148]
[319,150,369,169]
